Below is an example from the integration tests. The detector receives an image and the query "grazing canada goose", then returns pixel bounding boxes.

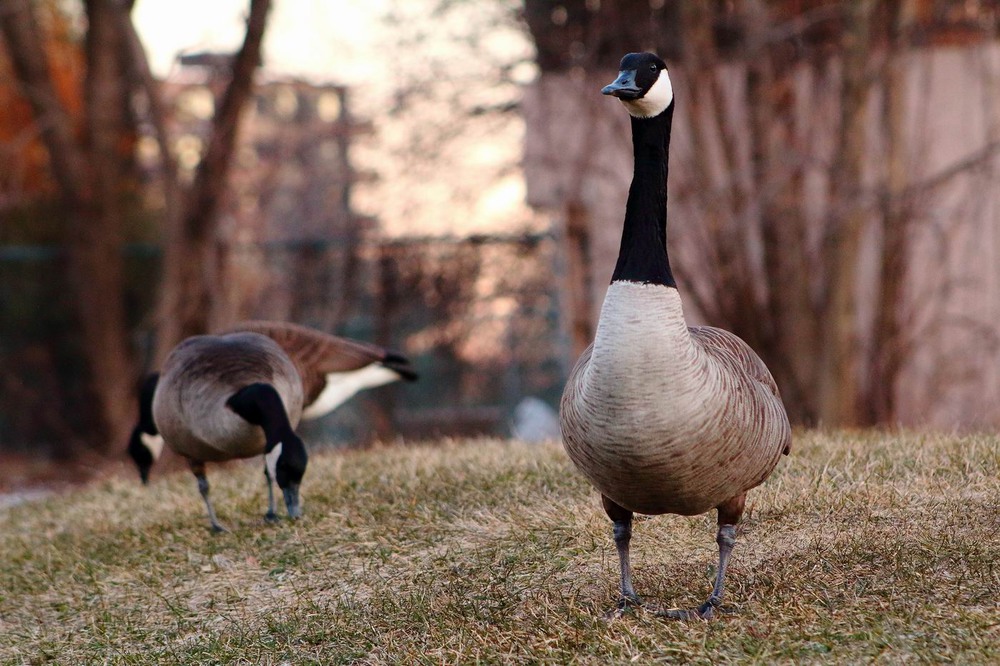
[559,52,791,619]
[128,321,417,531]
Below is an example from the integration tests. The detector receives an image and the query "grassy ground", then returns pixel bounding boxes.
[0,431,997,665]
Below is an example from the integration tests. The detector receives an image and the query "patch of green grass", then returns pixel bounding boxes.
[1,432,998,664]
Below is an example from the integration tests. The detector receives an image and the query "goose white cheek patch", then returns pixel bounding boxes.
[623,70,674,118]
[265,442,282,482]
[140,432,165,460]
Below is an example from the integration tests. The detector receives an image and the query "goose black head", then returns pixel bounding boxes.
[602,52,673,118]
[264,434,308,520]
[127,373,162,484]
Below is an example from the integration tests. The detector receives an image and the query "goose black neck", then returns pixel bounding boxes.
[611,105,675,287]
[226,383,295,450]
[138,373,160,435]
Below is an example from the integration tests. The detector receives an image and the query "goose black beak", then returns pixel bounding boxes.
[282,484,302,519]
[602,70,642,99]
[127,426,154,485]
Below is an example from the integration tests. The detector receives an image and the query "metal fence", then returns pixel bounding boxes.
[0,233,568,453]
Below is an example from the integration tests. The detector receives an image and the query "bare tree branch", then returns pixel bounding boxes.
[155,0,273,359]
[185,0,272,239]
[2,0,139,451]
[113,0,182,228]
[898,140,1000,200]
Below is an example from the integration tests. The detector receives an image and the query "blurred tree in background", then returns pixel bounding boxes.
[1,0,138,453]
[0,0,271,453]
[0,0,560,460]
[523,0,1000,427]
[4,0,1000,462]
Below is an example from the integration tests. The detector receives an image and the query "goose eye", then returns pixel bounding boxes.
[649,64,657,71]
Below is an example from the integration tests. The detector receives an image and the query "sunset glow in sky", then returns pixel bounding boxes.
[134,0,386,84]
[132,0,539,237]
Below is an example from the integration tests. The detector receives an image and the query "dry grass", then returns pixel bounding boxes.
[0,431,998,664]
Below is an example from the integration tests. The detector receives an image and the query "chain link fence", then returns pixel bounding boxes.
[0,232,568,453]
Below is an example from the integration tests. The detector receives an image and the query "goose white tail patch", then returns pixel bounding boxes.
[301,364,403,419]
[140,432,165,460]
[265,442,282,481]
[623,69,673,119]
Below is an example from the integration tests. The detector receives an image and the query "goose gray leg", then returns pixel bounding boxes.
[190,460,227,533]
[263,465,279,522]
[662,492,745,620]
[602,495,640,611]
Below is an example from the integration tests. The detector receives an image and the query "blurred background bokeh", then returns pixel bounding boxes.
[3,0,1000,473]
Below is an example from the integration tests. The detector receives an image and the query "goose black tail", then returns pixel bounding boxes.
[382,352,419,381]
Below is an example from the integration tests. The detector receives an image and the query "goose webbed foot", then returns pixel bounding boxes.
[658,587,727,621]
[620,590,641,608]
[209,522,230,534]
[662,496,745,621]
[659,606,699,621]
[657,599,735,621]
[264,511,280,523]
[605,591,642,619]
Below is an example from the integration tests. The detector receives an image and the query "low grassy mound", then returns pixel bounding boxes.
[1,431,997,664]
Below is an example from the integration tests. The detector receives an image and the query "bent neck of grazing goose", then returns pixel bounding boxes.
[228,382,308,518]
[611,106,676,287]
[226,382,296,449]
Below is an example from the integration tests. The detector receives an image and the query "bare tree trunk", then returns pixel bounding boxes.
[562,200,594,357]
[678,3,744,314]
[154,0,272,361]
[0,0,135,452]
[676,1,819,422]
[115,2,183,242]
[818,1,876,426]
[742,0,820,424]
[77,0,136,450]
[867,0,918,424]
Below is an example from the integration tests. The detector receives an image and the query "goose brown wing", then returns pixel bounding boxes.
[219,321,417,404]
[689,325,791,455]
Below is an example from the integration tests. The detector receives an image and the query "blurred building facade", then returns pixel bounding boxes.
[149,60,566,444]
[0,57,565,454]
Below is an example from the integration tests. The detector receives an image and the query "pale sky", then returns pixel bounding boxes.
[133,0,387,84]
[132,0,541,237]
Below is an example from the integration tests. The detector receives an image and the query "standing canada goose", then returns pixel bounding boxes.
[559,53,791,619]
[127,323,418,513]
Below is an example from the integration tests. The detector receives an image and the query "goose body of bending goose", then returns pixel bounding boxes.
[559,52,791,619]
[126,323,417,530]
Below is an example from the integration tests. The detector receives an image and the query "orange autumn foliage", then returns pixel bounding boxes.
[0,4,84,197]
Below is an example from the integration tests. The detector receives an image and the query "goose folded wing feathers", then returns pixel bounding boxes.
[689,326,781,398]
[219,321,418,407]
[689,326,792,456]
